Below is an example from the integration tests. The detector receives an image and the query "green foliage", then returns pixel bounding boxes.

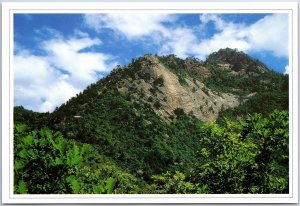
[149,110,288,194]
[14,125,143,194]
[205,48,268,73]
[217,75,288,121]
[149,87,157,95]
[151,171,200,194]
[153,76,164,87]
[16,180,28,194]
[47,89,205,181]
[202,49,289,121]
[203,48,287,100]
[174,108,185,117]
[154,100,162,109]
[14,106,50,130]
[193,110,289,194]
[158,55,188,85]
[204,65,285,95]
[14,102,289,195]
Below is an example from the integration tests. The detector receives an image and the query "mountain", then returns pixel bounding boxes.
[14,48,289,194]
[48,48,287,123]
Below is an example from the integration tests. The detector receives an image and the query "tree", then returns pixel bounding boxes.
[14,124,143,194]
[192,110,288,193]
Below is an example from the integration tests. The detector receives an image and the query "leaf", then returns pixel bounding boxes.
[44,129,53,140]
[54,157,63,165]
[18,149,29,159]
[93,184,105,194]
[81,144,91,155]
[27,149,37,159]
[17,180,28,194]
[15,124,28,133]
[66,145,82,167]
[38,137,48,148]
[66,176,81,193]
[53,137,66,155]
[23,135,34,146]
[105,177,117,194]
[15,160,25,170]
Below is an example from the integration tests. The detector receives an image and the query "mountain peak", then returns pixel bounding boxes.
[52,49,282,124]
[205,48,268,74]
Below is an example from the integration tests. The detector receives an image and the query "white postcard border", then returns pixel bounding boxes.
[2,2,298,204]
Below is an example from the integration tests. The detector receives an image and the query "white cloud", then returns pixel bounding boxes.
[193,13,288,60]
[73,29,90,38]
[84,13,288,61]
[14,32,117,112]
[84,13,173,39]
[247,14,288,57]
[200,14,236,31]
[34,27,63,39]
[42,37,113,88]
[192,24,251,59]
[160,28,197,58]
[84,14,197,58]
[14,53,78,112]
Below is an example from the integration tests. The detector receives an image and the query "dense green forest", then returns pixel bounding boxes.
[14,48,289,194]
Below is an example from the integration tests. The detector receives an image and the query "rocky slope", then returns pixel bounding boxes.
[117,55,240,122]
[45,48,286,125]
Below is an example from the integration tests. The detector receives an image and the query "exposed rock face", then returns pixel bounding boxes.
[118,55,240,122]
[49,49,281,125]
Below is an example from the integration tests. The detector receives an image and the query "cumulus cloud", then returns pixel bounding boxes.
[199,14,236,31]
[42,37,113,88]
[14,53,78,112]
[84,13,288,61]
[192,23,250,59]
[193,13,288,60]
[160,27,197,58]
[84,13,173,39]
[84,14,199,58]
[247,14,288,57]
[14,31,116,112]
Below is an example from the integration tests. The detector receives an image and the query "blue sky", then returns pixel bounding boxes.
[14,13,289,112]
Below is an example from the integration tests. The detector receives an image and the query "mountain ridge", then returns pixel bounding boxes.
[15,48,288,123]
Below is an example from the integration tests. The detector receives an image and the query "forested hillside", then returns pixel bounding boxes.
[14,48,289,194]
